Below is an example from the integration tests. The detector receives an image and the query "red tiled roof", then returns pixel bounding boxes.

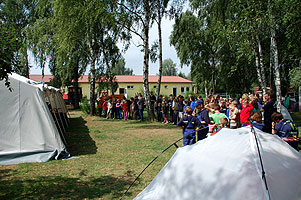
[29,75,54,83]
[29,75,192,83]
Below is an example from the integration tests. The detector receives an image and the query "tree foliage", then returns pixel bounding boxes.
[161,58,177,76]
[171,0,300,97]
[111,58,133,75]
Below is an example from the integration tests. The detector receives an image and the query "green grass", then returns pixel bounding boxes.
[0,110,183,200]
[1,111,300,199]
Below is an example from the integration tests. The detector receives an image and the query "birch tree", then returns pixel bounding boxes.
[117,0,157,120]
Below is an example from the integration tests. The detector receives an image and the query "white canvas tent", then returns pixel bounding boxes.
[0,73,69,165]
[134,127,301,200]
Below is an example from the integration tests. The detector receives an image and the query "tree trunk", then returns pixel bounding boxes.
[204,80,208,98]
[255,46,265,93]
[257,35,267,95]
[271,28,281,112]
[143,0,151,121]
[24,49,30,78]
[89,54,96,116]
[73,57,80,109]
[156,4,163,99]
[212,56,216,94]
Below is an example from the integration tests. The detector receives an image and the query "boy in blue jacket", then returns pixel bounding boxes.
[177,106,202,146]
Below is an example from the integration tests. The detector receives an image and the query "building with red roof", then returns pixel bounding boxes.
[29,74,193,98]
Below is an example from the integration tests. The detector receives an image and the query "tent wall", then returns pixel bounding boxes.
[0,74,69,165]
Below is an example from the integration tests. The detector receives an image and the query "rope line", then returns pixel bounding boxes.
[120,126,209,199]
[250,126,271,200]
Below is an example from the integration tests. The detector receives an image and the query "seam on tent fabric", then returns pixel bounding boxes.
[250,127,271,200]
[18,79,21,151]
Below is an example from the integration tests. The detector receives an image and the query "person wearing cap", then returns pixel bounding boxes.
[195,100,210,140]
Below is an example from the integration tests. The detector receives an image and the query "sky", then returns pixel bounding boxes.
[29,17,191,76]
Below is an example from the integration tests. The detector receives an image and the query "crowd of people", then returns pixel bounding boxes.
[96,92,299,149]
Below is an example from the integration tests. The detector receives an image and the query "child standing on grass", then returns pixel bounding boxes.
[116,99,122,119]
[103,99,108,118]
[107,99,112,119]
[162,101,169,124]
[123,99,129,120]
[177,106,202,146]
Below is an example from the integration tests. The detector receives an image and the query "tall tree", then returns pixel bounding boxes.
[118,0,157,120]
[0,25,17,89]
[111,58,133,75]
[0,0,36,77]
[161,58,177,76]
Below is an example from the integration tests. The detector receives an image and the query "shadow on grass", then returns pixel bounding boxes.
[65,116,97,156]
[0,169,135,199]
[135,124,177,130]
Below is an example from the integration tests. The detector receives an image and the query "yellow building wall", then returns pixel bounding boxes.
[79,82,193,99]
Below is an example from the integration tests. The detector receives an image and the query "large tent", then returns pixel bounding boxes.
[134,127,301,200]
[0,73,69,165]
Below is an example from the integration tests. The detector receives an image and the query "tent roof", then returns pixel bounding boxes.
[134,127,301,200]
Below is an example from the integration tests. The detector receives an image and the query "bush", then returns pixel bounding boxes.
[80,97,90,115]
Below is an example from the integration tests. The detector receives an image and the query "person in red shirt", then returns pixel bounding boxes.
[102,99,108,118]
[240,99,254,126]
[96,97,103,117]
[123,99,129,120]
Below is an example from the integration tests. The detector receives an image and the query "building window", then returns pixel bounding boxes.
[186,86,190,92]
[164,85,168,89]
[127,85,134,89]
[153,85,157,89]
[181,86,185,93]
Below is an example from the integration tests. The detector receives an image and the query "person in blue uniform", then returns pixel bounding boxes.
[177,106,202,146]
[272,112,299,150]
[195,100,210,141]
[272,112,298,138]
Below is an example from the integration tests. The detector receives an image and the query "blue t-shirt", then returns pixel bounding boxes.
[177,115,201,135]
[197,109,210,127]
[251,122,265,131]
[190,101,195,112]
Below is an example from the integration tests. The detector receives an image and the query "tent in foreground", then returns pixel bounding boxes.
[134,127,301,200]
[0,73,69,165]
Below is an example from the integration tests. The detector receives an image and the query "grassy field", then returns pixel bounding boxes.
[1,110,300,199]
[0,110,183,200]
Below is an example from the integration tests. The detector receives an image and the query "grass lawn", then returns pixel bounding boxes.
[1,111,300,199]
[0,110,184,200]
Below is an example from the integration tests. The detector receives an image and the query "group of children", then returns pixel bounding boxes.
[96,92,298,148]
[177,93,298,148]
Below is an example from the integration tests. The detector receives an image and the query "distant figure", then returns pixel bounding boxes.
[177,106,201,146]
[137,94,145,121]
[210,104,228,126]
[262,93,277,133]
[103,99,108,118]
[272,112,298,138]
[250,112,265,131]
[122,98,129,120]
[195,100,209,141]
[272,112,299,150]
